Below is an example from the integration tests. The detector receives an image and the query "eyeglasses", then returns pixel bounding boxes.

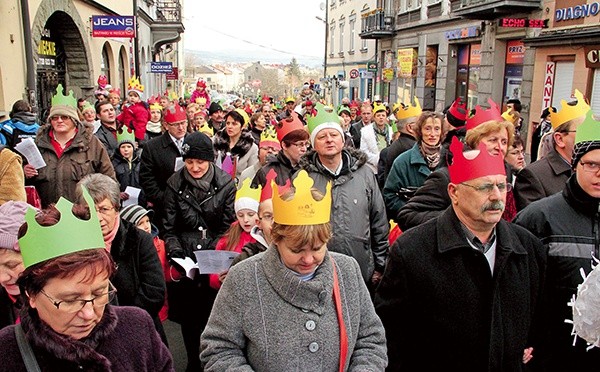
[40,282,117,313]
[580,161,600,173]
[95,206,115,215]
[50,115,71,122]
[291,141,310,148]
[461,182,512,194]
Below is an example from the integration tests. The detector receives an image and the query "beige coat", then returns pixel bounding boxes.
[0,147,26,205]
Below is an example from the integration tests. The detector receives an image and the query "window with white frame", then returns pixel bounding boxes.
[339,18,345,53]
[400,0,422,12]
[330,23,335,55]
[349,15,356,52]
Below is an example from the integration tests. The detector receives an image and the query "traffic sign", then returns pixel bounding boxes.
[349,69,359,79]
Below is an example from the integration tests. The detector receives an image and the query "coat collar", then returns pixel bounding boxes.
[547,147,573,177]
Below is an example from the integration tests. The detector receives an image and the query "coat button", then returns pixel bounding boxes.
[305,320,316,331]
[308,342,319,352]
[301,308,309,313]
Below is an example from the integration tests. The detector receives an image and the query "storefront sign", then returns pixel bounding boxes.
[397,48,416,78]
[498,18,547,28]
[542,62,555,109]
[445,26,480,40]
[584,45,600,68]
[382,68,395,82]
[506,41,525,65]
[367,61,378,72]
[150,62,173,73]
[37,29,56,68]
[166,67,179,81]
[470,44,481,65]
[92,16,136,38]
[555,2,600,21]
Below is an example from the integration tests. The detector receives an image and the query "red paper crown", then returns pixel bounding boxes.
[466,98,503,131]
[197,79,206,88]
[148,95,158,105]
[276,112,304,142]
[109,87,121,96]
[448,98,468,122]
[164,103,187,123]
[261,169,277,202]
[448,137,505,184]
[261,94,270,102]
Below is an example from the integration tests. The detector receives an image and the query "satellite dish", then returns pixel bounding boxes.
[320,2,326,10]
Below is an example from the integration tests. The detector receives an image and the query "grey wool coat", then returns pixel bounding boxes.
[200,246,388,371]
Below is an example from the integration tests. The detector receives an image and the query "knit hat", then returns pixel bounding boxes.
[572,110,600,168]
[208,102,223,116]
[306,103,345,146]
[0,201,32,251]
[117,127,136,147]
[182,132,214,161]
[48,84,79,123]
[120,204,153,226]
[235,178,261,213]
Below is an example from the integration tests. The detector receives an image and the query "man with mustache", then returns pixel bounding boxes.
[375,137,546,371]
[513,110,600,371]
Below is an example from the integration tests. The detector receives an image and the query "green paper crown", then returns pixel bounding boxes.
[306,103,341,134]
[575,110,600,146]
[117,127,136,145]
[19,187,105,269]
[51,84,77,109]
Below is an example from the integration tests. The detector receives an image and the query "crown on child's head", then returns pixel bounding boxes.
[127,76,144,93]
[448,137,506,185]
[196,97,207,105]
[393,97,422,120]
[51,84,77,108]
[550,90,591,129]
[18,187,105,269]
[466,98,503,131]
[117,127,136,145]
[235,178,261,213]
[272,170,331,225]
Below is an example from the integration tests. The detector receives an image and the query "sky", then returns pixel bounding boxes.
[182,0,326,65]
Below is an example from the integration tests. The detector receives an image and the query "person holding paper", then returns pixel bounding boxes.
[208,178,260,290]
[162,131,236,371]
[112,127,145,206]
[200,170,387,371]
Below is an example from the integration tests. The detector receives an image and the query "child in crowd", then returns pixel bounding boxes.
[112,127,144,205]
[192,110,208,133]
[209,178,260,290]
[146,98,163,140]
[120,204,179,323]
[190,79,210,108]
[117,76,150,143]
[108,88,122,115]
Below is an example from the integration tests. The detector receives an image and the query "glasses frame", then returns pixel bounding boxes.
[460,182,512,194]
[50,115,72,122]
[95,206,116,215]
[579,161,600,173]
[39,281,117,313]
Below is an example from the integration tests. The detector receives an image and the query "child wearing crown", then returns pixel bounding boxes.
[117,77,150,144]
[146,98,163,140]
[111,127,145,206]
[190,79,210,108]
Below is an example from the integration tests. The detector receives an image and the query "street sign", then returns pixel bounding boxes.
[367,61,378,72]
[166,67,179,81]
[150,62,173,73]
[91,16,136,38]
[349,69,359,79]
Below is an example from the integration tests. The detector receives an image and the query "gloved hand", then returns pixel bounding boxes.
[168,248,186,260]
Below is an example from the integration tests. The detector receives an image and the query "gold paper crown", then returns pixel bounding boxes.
[272,170,331,225]
[373,102,387,114]
[196,97,207,104]
[149,101,162,111]
[260,125,279,145]
[236,178,262,203]
[501,109,516,124]
[393,97,422,120]
[127,76,144,93]
[550,90,590,129]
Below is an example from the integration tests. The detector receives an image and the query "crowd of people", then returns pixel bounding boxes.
[0,71,599,372]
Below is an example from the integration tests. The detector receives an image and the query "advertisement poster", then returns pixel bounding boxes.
[397,48,417,78]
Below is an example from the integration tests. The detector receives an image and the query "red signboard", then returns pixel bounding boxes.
[506,40,525,65]
[166,67,178,81]
[499,18,547,28]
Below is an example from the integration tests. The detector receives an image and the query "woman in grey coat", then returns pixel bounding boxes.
[200,170,387,371]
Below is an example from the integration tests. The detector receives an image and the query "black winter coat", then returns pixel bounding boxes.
[111,151,146,207]
[375,207,546,372]
[252,150,299,189]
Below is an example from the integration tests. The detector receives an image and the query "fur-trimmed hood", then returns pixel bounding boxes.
[213,128,255,158]
[299,147,368,176]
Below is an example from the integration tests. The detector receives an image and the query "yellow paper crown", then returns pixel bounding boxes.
[550,90,590,129]
[196,97,207,105]
[501,109,516,124]
[127,76,144,93]
[236,178,261,202]
[272,170,331,225]
[149,102,162,111]
[373,102,387,114]
[393,97,422,120]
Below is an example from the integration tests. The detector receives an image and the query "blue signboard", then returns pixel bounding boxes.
[150,62,173,74]
[92,16,136,38]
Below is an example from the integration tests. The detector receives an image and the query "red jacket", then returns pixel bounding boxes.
[209,227,256,290]
[117,102,150,140]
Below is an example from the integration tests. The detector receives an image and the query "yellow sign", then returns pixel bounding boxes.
[397,48,416,78]
[37,40,56,56]
[382,68,394,82]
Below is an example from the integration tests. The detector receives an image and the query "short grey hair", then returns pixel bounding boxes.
[76,173,121,211]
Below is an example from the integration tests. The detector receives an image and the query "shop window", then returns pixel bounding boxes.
[551,61,574,108]
[455,43,480,110]
[502,40,524,109]
[591,69,600,115]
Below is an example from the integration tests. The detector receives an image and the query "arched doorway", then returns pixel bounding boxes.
[34,10,89,120]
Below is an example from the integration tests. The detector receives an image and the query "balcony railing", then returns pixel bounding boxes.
[360,9,395,39]
[156,0,182,23]
[454,0,541,19]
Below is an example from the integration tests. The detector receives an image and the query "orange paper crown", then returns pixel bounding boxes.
[164,103,187,123]
[275,112,305,142]
[466,98,503,131]
[448,97,468,121]
[448,137,505,184]
[550,89,591,129]
[272,170,331,225]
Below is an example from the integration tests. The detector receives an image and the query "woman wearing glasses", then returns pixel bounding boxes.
[76,174,168,345]
[25,84,115,208]
[0,190,173,371]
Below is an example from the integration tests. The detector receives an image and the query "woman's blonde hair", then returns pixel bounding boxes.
[271,222,331,250]
[465,120,514,150]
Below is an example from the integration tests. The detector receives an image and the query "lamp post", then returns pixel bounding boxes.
[317,0,328,101]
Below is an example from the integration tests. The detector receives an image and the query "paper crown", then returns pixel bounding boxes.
[199,124,214,136]
[466,98,503,131]
[276,112,305,142]
[338,105,351,115]
[260,169,278,202]
[261,94,270,102]
[575,110,600,146]
[18,188,105,269]
[51,84,77,109]
[97,75,108,89]
[234,108,250,127]
[164,103,187,123]
[127,76,144,94]
[285,96,295,103]
[306,103,341,134]
[448,98,468,121]
[448,137,505,184]
[197,79,206,88]
[393,97,422,120]
[235,178,261,213]
[550,90,591,129]
[373,102,387,114]
[196,97,207,105]
[260,125,281,149]
[501,109,517,124]
[149,101,163,112]
[117,127,136,146]
[80,100,94,113]
[216,152,236,178]
[272,170,331,225]
[109,87,121,96]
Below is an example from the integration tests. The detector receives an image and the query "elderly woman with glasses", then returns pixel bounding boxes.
[76,173,167,344]
[0,191,173,371]
[25,85,115,208]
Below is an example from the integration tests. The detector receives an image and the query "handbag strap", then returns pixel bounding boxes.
[15,323,41,372]
[331,257,348,372]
